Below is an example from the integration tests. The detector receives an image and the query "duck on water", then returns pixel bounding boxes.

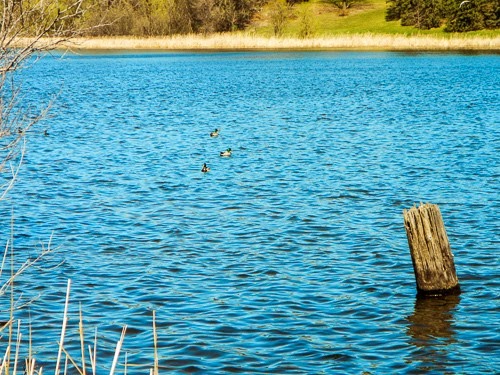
[220,148,232,157]
[201,163,210,172]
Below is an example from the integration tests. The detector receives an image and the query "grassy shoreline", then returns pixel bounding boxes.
[33,33,500,52]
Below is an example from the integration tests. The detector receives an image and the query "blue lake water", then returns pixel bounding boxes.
[1,51,499,374]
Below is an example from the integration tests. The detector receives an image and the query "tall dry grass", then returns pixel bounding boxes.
[51,33,500,51]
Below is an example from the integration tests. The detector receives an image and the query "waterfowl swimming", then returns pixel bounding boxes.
[210,128,220,137]
[201,163,210,172]
[220,148,232,157]
[44,129,49,136]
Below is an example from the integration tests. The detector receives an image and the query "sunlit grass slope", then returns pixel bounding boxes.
[249,0,500,37]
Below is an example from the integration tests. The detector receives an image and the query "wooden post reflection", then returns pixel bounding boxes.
[407,294,460,344]
[406,295,460,372]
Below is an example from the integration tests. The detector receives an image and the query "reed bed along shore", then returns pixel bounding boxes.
[20,33,500,51]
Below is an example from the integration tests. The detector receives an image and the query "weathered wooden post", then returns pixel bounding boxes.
[403,203,460,296]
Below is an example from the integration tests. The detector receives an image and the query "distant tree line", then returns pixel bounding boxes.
[3,0,496,36]
[386,0,499,31]
[80,0,267,36]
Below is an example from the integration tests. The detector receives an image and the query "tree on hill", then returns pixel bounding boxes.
[268,0,292,36]
[328,0,368,16]
[298,4,316,37]
[386,0,442,28]
[386,0,500,31]
[444,0,500,31]
[82,0,267,35]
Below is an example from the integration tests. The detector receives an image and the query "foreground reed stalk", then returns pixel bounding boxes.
[54,279,71,375]
[152,311,158,375]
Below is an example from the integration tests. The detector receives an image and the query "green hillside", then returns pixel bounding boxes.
[247,0,500,37]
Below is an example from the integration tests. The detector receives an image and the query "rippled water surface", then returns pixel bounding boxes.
[1,51,499,374]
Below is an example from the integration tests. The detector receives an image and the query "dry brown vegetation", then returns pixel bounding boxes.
[0,280,159,375]
[46,33,500,51]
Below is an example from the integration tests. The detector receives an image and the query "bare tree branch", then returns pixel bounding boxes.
[0,0,101,321]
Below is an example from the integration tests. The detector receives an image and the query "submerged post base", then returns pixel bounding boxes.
[417,284,461,298]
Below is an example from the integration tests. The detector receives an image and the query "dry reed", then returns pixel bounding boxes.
[34,33,500,51]
[0,279,159,375]
[54,279,71,375]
